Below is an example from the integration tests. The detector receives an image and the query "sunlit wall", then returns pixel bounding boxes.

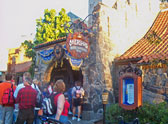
[8,46,31,65]
[94,0,161,59]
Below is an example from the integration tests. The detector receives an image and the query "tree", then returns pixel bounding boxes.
[21,40,36,77]
[36,8,71,43]
[21,8,71,76]
[56,8,71,37]
[160,0,168,2]
[21,40,35,58]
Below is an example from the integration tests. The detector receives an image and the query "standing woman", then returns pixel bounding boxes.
[71,81,85,121]
[52,79,70,123]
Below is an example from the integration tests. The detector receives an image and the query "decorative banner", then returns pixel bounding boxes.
[63,44,67,50]
[54,44,64,60]
[39,49,54,64]
[66,32,90,59]
[69,58,83,71]
[64,44,73,58]
[63,44,83,70]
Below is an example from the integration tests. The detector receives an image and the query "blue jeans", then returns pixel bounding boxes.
[48,114,68,124]
[0,105,2,124]
[34,110,41,124]
[0,105,14,124]
[13,104,19,123]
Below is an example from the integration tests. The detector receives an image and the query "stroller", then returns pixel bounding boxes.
[38,115,72,124]
[118,116,140,124]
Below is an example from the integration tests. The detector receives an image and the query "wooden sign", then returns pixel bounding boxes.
[119,73,142,110]
[66,32,90,59]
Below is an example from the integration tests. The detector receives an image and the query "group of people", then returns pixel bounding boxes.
[0,72,85,124]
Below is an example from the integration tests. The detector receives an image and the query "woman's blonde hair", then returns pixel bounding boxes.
[53,79,65,93]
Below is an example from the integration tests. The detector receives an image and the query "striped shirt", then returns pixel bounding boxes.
[16,85,37,109]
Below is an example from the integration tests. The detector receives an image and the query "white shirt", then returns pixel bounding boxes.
[47,85,53,95]
[71,86,85,98]
[31,83,41,94]
[14,83,24,98]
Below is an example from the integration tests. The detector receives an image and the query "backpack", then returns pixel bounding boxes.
[75,86,81,98]
[2,84,15,106]
[42,92,59,116]
[34,84,43,108]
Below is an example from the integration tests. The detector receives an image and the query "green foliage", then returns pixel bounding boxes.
[36,8,71,43]
[22,8,71,76]
[56,8,71,38]
[21,40,35,59]
[145,31,162,45]
[21,40,36,77]
[160,0,167,2]
[106,102,168,124]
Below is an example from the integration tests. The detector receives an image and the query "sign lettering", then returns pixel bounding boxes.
[66,32,90,59]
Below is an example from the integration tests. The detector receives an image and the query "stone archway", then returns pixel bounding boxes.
[43,58,83,90]
[43,61,55,83]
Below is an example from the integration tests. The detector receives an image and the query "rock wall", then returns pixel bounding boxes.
[142,67,168,103]
[114,64,168,104]
[81,0,161,119]
[85,0,160,103]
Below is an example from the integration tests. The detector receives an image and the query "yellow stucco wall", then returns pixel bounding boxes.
[8,46,31,65]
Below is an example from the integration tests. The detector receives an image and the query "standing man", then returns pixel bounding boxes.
[32,78,42,124]
[14,72,31,98]
[0,73,16,124]
[13,72,31,123]
[15,77,37,124]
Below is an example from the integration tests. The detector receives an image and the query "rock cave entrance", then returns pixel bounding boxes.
[50,59,83,91]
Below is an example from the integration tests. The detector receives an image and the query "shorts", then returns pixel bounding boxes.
[72,98,83,107]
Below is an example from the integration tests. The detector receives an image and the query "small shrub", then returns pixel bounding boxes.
[106,102,168,124]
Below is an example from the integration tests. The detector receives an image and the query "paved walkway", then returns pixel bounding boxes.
[68,118,94,124]
[68,114,102,124]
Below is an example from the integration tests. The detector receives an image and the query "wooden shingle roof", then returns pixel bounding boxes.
[34,37,66,50]
[116,9,168,63]
[15,61,32,73]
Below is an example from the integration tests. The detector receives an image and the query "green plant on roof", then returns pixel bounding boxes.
[145,31,162,45]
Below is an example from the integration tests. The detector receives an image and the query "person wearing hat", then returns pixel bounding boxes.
[15,77,37,124]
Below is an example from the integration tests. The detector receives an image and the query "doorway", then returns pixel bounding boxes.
[50,59,83,91]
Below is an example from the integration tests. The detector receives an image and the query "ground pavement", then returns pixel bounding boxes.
[68,114,102,124]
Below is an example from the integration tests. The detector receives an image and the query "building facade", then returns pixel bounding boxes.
[34,0,166,120]
[7,46,32,84]
[115,8,168,104]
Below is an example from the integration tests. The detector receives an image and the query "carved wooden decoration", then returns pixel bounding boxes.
[54,44,64,60]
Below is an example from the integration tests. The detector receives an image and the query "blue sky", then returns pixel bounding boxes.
[0,0,88,71]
